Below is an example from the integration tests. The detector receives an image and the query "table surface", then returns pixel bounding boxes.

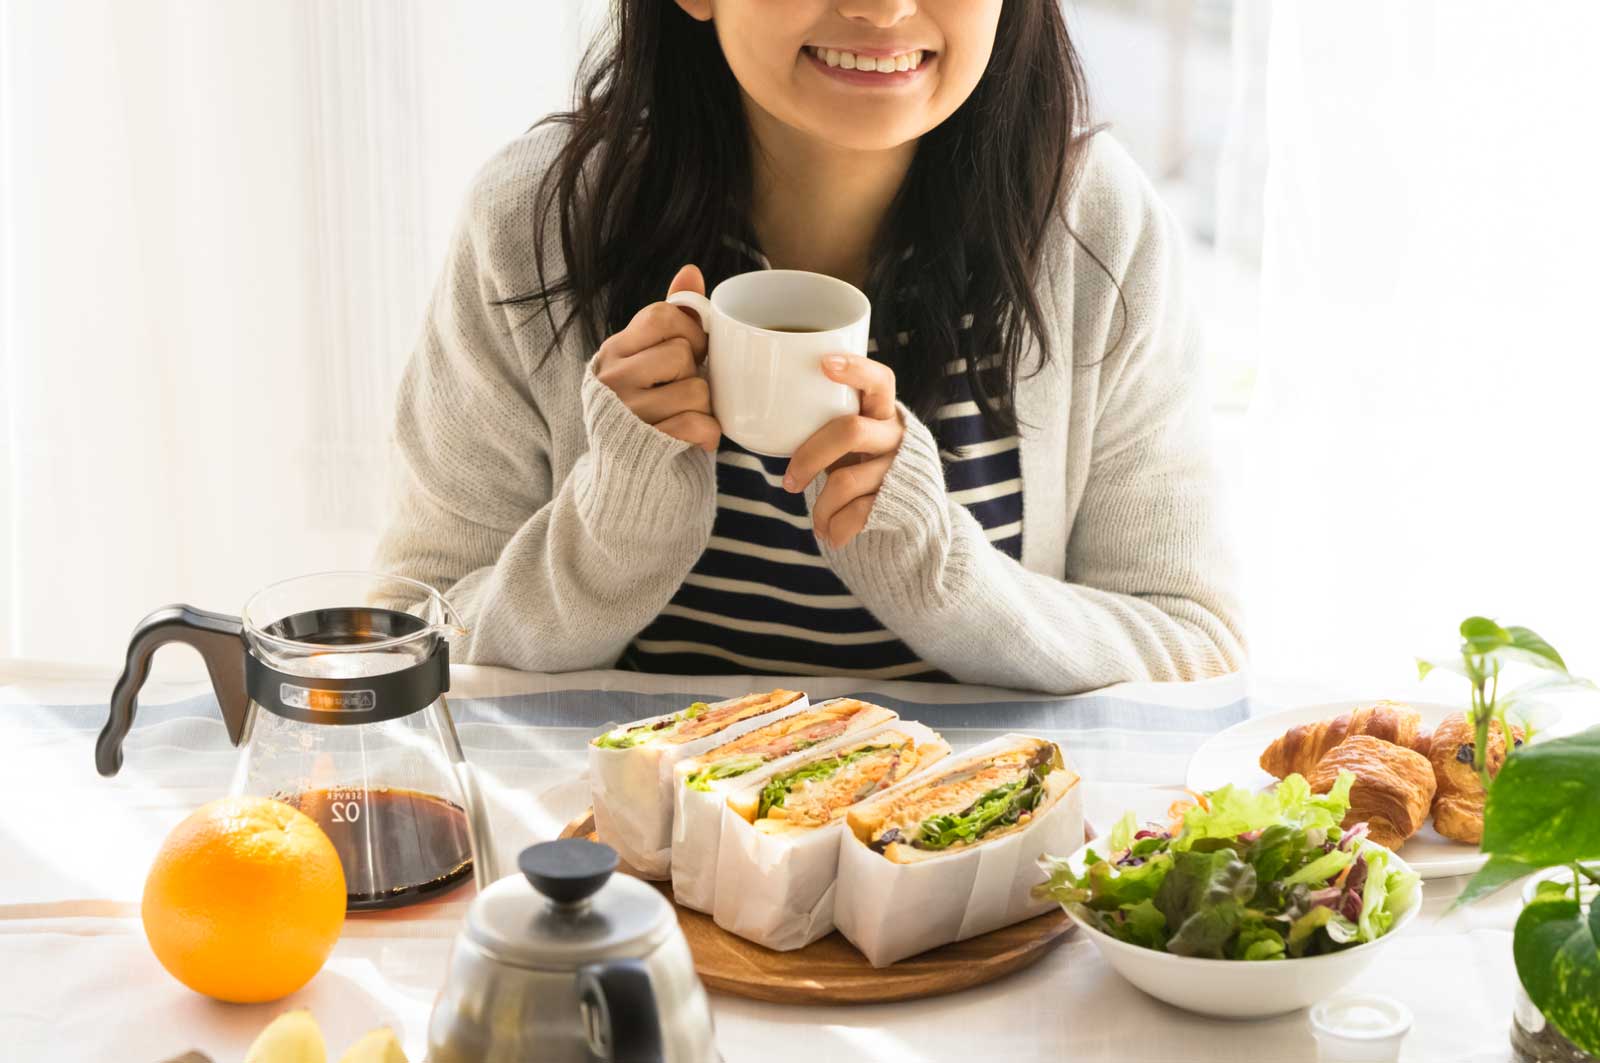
[0,662,1564,1063]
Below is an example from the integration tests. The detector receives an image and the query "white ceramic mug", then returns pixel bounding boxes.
[668,269,865,457]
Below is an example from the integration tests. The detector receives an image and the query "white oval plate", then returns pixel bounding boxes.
[1185,700,1506,880]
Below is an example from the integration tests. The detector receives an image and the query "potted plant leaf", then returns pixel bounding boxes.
[1422,617,1599,1060]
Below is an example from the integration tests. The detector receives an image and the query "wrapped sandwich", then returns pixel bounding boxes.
[712,720,949,951]
[589,689,808,878]
[671,698,897,912]
[835,733,1083,967]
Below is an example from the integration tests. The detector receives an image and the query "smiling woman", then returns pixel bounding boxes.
[693,0,996,155]
[369,0,1247,694]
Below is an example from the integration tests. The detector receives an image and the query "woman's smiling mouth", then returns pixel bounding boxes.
[803,45,935,85]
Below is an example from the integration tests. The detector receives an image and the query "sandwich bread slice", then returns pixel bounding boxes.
[592,689,805,750]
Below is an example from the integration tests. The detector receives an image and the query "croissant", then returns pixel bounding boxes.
[1306,736,1436,851]
[1259,700,1428,779]
[1427,712,1526,844]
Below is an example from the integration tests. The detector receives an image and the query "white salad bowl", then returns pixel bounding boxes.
[1057,838,1423,1019]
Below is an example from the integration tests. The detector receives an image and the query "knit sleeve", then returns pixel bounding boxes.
[816,139,1246,694]
[372,133,716,671]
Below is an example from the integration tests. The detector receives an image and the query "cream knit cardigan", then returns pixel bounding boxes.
[373,126,1247,694]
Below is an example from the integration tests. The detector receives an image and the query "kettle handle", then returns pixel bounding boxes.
[98,605,250,777]
[577,959,664,1063]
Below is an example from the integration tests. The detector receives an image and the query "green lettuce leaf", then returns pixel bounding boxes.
[1108,810,1138,853]
[1120,898,1169,950]
[913,761,1049,851]
[1156,849,1258,958]
[593,727,654,750]
[1243,823,1303,886]
[1065,852,1172,910]
[1356,849,1390,941]
[1384,864,1422,925]
[758,744,886,818]
[1286,906,1336,953]
[685,754,767,791]
[1167,900,1246,958]
[1177,772,1353,848]
[1233,915,1288,961]
[1286,906,1360,956]
[1283,848,1356,888]
[1036,840,1176,916]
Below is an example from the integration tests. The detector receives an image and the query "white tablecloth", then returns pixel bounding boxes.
[0,664,1540,1063]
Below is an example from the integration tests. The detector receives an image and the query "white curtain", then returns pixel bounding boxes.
[1,1,596,670]
[1242,3,1600,684]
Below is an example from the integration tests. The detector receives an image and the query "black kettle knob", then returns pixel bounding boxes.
[519,839,619,904]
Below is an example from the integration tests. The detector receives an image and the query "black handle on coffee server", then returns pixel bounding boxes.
[98,605,250,776]
[577,959,665,1063]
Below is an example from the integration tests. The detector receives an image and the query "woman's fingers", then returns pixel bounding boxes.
[812,454,893,541]
[591,269,720,451]
[784,414,902,493]
[597,300,709,370]
[629,375,712,425]
[654,410,721,453]
[825,493,878,549]
[667,263,706,299]
[595,337,698,392]
[821,354,897,420]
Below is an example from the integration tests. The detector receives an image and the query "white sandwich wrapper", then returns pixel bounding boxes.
[711,719,948,951]
[670,698,898,913]
[589,690,810,879]
[834,732,1085,968]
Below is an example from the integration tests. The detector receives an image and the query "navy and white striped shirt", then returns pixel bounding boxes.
[624,259,1023,680]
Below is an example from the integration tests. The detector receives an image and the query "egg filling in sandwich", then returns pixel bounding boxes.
[848,736,1073,862]
[729,728,949,834]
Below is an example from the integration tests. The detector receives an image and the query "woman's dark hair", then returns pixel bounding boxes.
[508,2,1098,437]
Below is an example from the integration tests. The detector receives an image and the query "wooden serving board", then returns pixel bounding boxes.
[559,810,1083,1005]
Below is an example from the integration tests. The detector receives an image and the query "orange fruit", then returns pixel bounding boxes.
[142,795,346,1003]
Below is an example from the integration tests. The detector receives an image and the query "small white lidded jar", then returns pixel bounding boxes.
[1309,995,1414,1062]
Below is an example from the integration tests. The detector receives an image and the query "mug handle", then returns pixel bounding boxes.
[665,290,713,331]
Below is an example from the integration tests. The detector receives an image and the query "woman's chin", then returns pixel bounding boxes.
[779,102,930,154]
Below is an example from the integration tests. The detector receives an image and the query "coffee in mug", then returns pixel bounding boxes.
[668,270,866,457]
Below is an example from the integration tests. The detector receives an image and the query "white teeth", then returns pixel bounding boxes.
[810,46,927,74]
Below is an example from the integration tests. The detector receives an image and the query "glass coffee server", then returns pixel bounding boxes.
[100,572,497,910]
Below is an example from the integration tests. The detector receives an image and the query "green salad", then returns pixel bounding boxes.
[1037,772,1419,961]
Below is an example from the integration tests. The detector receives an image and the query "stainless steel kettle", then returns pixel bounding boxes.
[429,839,718,1063]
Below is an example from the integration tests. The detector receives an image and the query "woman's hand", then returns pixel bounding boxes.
[594,265,720,452]
[783,355,904,548]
